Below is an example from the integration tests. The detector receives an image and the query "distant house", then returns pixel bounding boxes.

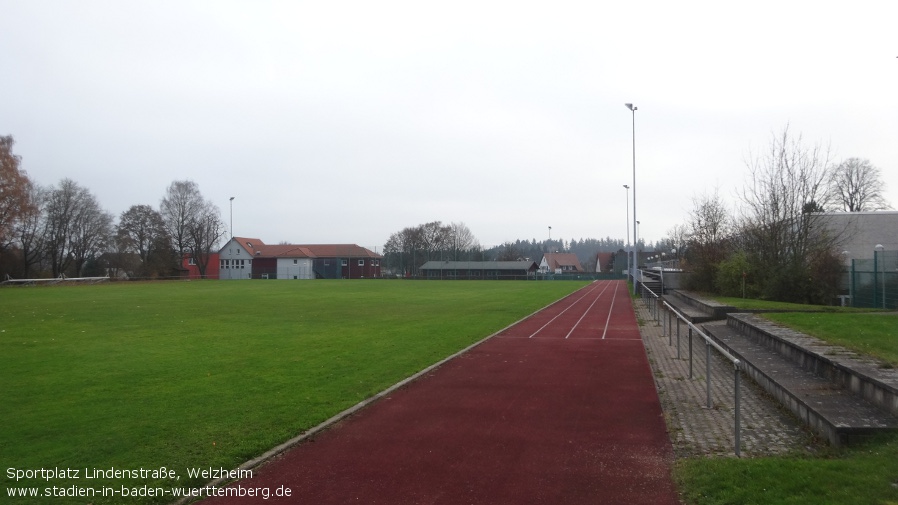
[419,261,539,279]
[595,252,614,273]
[539,253,584,274]
[219,237,382,279]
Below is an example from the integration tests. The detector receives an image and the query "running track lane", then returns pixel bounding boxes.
[203,280,680,504]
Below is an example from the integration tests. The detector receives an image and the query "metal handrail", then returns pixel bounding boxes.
[661,299,744,457]
[636,279,661,322]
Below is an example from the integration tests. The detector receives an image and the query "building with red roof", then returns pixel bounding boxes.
[539,252,584,274]
[218,237,381,279]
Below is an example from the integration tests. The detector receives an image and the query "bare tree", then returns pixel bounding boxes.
[658,223,689,262]
[497,242,524,261]
[0,135,34,251]
[68,191,113,277]
[447,222,478,260]
[739,125,844,302]
[187,200,226,278]
[828,157,891,212]
[117,204,171,277]
[15,181,48,277]
[44,179,112,277]
[684,189,732,291]
[160,180,204,259]
[420,221,450,261]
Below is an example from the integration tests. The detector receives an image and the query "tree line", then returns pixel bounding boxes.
[382,219,650,276]
[0,135,226,280]
[657,125,891,304]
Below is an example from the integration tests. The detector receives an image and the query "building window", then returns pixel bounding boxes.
[293,259,298,264]
[188,257,196,266]
[341,260,347,267]
[358,259,364,266]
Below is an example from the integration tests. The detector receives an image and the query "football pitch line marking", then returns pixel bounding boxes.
[527,281,605,339]
[564,281,613,339]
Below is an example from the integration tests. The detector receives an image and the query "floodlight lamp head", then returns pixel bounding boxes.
[625,103,637,111]
[623,184,629,189]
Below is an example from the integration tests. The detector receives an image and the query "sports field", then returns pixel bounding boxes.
[0,280,587,504]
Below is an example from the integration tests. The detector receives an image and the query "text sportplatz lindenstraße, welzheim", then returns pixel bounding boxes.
[5,466,293,500]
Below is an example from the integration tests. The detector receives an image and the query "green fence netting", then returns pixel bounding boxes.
[851,250,898,309]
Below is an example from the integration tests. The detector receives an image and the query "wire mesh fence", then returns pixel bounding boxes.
[851,250,898,309]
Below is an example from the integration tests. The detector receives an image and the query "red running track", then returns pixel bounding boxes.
[203,280,680,504]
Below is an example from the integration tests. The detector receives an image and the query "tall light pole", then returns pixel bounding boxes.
[875,244,885,308]
[229,196,235,238]
[625,103,637,293]
[623,185,630,280]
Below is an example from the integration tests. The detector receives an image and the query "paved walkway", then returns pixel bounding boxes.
[634,301,812,458]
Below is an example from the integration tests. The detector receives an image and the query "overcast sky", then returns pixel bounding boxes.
[3,1,896,251]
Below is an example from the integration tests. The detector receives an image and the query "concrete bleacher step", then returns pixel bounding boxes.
[661,290,729,323]
[702,320,898,446]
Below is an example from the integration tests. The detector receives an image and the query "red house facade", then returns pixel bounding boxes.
[181,253,220,279]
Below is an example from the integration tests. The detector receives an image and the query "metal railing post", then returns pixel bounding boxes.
[676,320,681,359]
[660,300,743,456]
[705,340,713,408]
[734,363,741,457]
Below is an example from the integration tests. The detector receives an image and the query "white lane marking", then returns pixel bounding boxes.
[600,280,622,339]
[528,281,604,339]
[564,281,613,339]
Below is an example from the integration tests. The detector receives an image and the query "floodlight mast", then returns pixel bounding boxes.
[623,184,630,282]
[229,196,235,238]
[625,103,637,294]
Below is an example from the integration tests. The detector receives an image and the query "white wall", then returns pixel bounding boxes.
[219,238,252,280]
[277,258,313,279]
[820,212,898,261]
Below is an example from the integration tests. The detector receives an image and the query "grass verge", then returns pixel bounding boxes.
[675,434,898,504]
[1,280,586,504]
[710,295,872,313]
[762,311,898,367]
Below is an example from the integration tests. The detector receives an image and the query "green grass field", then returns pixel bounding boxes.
[0,280,586,504]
